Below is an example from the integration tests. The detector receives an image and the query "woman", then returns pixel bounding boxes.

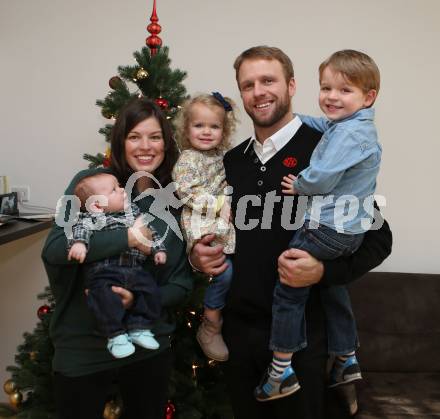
[42,97,193,419]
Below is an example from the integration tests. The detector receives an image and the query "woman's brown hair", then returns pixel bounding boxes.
[110,96,178,187]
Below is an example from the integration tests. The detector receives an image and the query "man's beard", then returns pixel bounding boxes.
[246,91,291,128]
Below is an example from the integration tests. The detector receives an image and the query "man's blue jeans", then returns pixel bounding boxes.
[204,256,233,310]
[270,223,363,355]
[84,260,161,338]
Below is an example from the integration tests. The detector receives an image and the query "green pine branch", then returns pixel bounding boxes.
[84,45,187,167]
[5,290,55,418]
[83,153,105,168]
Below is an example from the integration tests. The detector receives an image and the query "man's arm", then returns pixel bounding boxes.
[321,216,392,286]
[279,205,392,287]
[189,234,227,277]
[278,248,324,287]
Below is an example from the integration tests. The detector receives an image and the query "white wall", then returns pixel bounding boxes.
[0,0,439,401]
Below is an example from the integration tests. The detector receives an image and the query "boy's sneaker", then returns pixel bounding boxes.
[254,366,301,402]
[328,355,362,388]
[128,329,159,350]
[107,333,135,358]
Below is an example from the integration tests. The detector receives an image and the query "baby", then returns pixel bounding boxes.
[68,172,166,358]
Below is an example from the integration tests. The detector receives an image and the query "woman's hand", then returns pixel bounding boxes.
[127,216,153,255]
[190,234,227,276]
[278,248,324,287]
[111,286,134,309]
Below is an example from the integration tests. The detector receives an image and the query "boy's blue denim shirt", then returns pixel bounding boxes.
[295,108,381,234]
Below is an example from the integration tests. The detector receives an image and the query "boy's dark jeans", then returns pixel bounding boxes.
[84,261,161,338]
[270,223,363,355]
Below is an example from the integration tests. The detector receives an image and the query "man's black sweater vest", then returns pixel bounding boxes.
[223,123,322,328]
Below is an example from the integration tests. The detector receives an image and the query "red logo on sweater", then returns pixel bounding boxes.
[283,157,297,168]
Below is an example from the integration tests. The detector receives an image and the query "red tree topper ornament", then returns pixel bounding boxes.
[146,0,162,56]
[37,305,51,320]
[165,400,175,419]
[283,156,298,168]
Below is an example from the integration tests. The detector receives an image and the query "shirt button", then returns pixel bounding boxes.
[257,180,263,186]
[260,166,266,172]
[254,158,259,164]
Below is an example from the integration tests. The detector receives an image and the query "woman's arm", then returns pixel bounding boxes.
[42,224,129,265]
[42,168,131,265]
[157,232,194,308]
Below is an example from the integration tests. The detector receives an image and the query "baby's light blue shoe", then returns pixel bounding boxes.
[128,329,159,350]
[107,333,135,358]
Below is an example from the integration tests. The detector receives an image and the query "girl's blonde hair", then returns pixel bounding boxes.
[174,93,238,151]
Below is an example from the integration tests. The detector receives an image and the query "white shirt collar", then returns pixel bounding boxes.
[243,115,302,164]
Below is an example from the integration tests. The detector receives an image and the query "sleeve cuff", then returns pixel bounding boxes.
[320,258,350,287]
[187,254,201,273]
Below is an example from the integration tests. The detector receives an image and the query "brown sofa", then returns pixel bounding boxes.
[327,272,440,418]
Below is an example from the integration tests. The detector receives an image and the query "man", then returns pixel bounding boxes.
[190,46,392,419]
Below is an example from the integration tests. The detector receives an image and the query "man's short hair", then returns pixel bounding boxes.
[233,46,294,85]
[319,50,380,97]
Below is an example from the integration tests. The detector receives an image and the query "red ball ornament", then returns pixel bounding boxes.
[102,157,111,168]
[37,305,51,320]
[165,401,175,419]
[155,97,169,110]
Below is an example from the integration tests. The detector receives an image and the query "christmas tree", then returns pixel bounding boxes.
[1,2,233,418]
[168,273,233,419]
[84,0,187,168]
[0,288,55,418]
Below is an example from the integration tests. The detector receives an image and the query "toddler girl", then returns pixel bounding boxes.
[172,93,237,361]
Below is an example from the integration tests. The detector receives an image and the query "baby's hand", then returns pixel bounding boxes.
[68,242,87,263]
[281,174,298,195]
[154,251,167,265]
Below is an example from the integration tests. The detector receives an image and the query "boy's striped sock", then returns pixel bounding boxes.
[336,351,356,363]
[269,354,292,378]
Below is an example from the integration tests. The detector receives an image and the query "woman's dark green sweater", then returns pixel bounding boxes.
[41,168,194,376]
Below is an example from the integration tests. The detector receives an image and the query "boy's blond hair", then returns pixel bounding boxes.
[319,50,380,106]
[174,94,238,151]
